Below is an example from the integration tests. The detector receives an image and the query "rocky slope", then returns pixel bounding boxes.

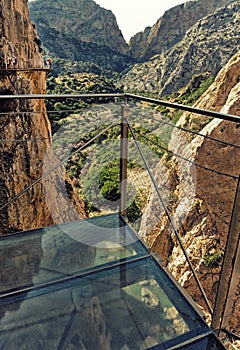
[129,0,236,60]
[28,0,133,74]
[140,51,240,334]
[0,0,85,234]
[121,1,240,96]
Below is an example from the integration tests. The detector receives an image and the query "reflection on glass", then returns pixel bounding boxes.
[0,257,210,350]
[0,214,224,349]
[0,214,146,294]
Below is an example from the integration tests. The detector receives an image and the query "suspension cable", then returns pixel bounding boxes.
[0,111,43,116]
[134,129,238,180]
[0,109,90,116]
[0,119,121,212]
[127,117,214,315]
[141,113,240,150]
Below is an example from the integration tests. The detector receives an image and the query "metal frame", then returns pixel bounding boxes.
[211,176,240,333]
[1,92,239,123]
[1,92,240,339]
[120,103,129,217]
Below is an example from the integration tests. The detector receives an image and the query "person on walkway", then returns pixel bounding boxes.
[7,57,12,69]
[12,56,18,68]
[47,58,52,69]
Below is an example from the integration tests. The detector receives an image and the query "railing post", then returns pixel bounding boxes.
[120,103,129,217]
[119,102,129,288]
[211,175,240,334]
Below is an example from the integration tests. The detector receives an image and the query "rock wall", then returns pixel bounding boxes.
[29,0,129,56]
[130,0,236,60]
[0,0,85,234]
[28,0,133,74]
[140,52,240,333]
[129,26,151,60]
[122,1,240,96]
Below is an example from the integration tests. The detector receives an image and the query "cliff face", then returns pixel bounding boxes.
[140,52,240,333]
[130,0,236,60]
[28,0,133,74]
[122,1,240,96]
[129,26,151,60]
[0,0,41,61]
[0,0,85,234]
[30,0,129,55]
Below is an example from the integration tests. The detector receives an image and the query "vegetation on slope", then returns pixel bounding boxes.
[45,70,215,225]
[46,72,121,132]
[128,73,215,126]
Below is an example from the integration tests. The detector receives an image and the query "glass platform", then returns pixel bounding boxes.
[0,214,225,349]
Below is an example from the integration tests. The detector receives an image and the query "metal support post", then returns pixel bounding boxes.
[211,176,240,333]
[119,103,129,288]
[120,103,129,217]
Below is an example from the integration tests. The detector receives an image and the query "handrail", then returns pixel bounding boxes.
[0,93,125,99]
[125,93,240,123]
[0,58,52,71]
[1,92,240,123]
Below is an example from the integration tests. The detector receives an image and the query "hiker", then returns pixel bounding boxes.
[47,58,52,69]
[7,57,12,69]
[12,56,18,68]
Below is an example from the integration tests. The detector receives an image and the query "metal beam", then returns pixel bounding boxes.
[125,93,240,123]
[120,103,129,217]
[1,92,240,123]
[211,176,240,333]
[0,93,125,100]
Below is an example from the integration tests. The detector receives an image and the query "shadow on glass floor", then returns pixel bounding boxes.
[0,214,225,349]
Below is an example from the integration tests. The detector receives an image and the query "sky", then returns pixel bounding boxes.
[94,0,189,42]
[29,0,189,42]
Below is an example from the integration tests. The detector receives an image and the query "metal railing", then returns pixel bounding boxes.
[1,92,240,123]
[0,92,239,338]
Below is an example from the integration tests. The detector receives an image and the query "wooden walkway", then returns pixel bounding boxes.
[0,68,52,73]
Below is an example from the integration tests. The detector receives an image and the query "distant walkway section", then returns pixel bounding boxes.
[0,56,52,72]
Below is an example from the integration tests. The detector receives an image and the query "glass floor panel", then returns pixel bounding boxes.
[0,214,147,294]
[0,215,225,349]
[0,257,210,350]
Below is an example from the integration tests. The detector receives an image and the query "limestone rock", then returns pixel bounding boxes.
[129,27,151,59]
[28,0,133,74]
[0,0,86,234]
[130,0,236,60]
[140,51,240,334]
[121,1,240,96]
[141,287,160,308]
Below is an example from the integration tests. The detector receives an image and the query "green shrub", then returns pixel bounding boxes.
[204,251,223,268]
[126,199,142,223]
[100,180,120,202]
[99,159,120,201]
